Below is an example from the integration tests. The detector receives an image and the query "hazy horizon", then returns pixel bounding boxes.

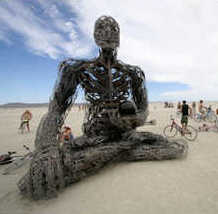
[2,100,218,107]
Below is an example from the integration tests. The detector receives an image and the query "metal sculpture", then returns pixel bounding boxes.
[18,16,188,200]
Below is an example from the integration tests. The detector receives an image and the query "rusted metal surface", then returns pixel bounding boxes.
[18,16,188,200]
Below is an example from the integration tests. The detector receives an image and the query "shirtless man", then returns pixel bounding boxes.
[198,100,207,119]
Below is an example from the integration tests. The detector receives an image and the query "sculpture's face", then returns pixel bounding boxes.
[94,16,120,49]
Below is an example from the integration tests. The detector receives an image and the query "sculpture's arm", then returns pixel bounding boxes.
[109,66,148,130]
[35,59,83,150]
[18,60,86,199]
[129,66,149,126]
[131,66,148,111]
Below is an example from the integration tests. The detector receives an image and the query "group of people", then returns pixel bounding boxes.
[177,100,217,132]
[19,100,217,141]
[164,102,174,108]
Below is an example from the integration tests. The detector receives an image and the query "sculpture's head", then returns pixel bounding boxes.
[94,16,120,49]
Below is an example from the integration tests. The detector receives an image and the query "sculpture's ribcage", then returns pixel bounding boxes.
[79,66,131,103]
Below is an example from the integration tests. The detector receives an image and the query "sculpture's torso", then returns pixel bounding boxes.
[55,57,146,138]
[79,61,132,104]
[77,59,138,138]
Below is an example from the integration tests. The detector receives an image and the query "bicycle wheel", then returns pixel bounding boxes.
[163,125,177,138]
[183,125,198,141]
[2,155,31,175]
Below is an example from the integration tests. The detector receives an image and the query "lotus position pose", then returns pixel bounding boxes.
[18,16,188,200]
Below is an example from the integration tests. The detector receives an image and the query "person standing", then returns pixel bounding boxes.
[198,100,207,114]
[191,101,196,118]
[19,110,32,133]
[181,100,192,132]
[198,100,208,120]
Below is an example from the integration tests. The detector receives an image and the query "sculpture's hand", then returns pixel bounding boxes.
[109,110,145,130]
[121,113,145,127]
[18,145,65,200]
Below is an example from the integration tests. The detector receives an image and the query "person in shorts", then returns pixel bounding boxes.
[181,100,192,133]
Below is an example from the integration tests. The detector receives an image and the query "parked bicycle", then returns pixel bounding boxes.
[2,145,33,175]
[194,108,217,123]
[0,151,20,165]
[198,122,218,133]
[163,116,198,141]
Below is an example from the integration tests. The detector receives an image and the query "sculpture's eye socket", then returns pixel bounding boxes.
[113,26,119,32]
[98,24,104,29]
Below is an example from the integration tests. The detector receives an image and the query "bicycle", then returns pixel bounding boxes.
[2,145,33,175]
[194,109,217,123]
[163,116,198,141]
[198,121,218,133]
[0,151,21,165]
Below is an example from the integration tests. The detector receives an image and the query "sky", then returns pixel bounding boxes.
[0,0,218,104]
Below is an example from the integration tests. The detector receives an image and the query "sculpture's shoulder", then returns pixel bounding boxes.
[58,58,96,74]
[116,60,145,80]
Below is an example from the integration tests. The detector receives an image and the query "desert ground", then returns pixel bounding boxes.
[0,102,218,214]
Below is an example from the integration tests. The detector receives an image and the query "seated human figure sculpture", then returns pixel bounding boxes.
[18,16,188,200]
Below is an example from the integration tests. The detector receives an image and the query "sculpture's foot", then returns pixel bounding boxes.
[18,146,65,200]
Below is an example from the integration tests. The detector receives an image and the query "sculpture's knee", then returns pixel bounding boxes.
[124,138,188,161]
[168,138,188,159]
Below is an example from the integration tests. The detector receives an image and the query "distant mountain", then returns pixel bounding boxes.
[0,102,88,108]
[0,102,49,108]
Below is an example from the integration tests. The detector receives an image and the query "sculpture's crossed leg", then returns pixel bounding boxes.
[18,132,188,200]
